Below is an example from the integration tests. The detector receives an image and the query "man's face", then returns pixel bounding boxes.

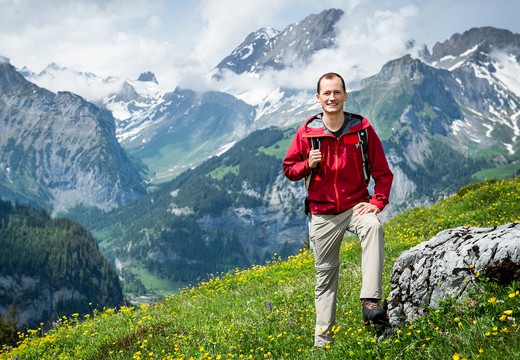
[316,77,348,115]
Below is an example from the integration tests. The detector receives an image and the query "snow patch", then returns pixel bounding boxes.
[450,119,466,135]
[216,141,236,156]
[492,51,520,97]
[460,44,479,57]
[440,55,455,61]
[240,45,254,60]
[482,123,494,138]
[448,60,465,71]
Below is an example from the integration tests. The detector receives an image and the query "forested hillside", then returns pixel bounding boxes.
[0,200,124,342]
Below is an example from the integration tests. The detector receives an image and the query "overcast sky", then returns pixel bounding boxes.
[1,0,519,93]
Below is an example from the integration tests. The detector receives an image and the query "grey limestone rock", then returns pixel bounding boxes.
[387,222,520,325]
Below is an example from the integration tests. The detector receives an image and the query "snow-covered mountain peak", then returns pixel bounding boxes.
[213,8,343,77]
[22,62,124,102]
[39,62,98,80]
[127,75,164,99]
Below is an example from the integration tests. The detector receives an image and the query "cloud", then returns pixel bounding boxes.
[323,3,420,81]
[0,0,174,78]
[31,69,125,103]
[1,0,519,97]
[193,0,307,67]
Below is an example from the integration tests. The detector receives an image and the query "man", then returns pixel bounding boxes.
[283,72,393,347]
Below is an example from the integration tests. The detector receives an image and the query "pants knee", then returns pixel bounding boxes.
[358,215,383,240]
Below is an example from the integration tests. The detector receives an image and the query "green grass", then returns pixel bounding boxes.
[129,265,185,298]
[207,165,239,181]
[258,138,293,160]
[2,177,519,360]
[472,163,520,182]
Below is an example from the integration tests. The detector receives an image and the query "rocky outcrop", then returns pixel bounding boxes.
[0,275,86,327]
[387,223,520,325]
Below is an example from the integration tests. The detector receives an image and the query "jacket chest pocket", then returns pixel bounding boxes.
[338,135,363,180]
[341,134,360,161]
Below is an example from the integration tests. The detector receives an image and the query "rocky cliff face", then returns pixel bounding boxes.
[0,59,145,213]
[426,27,520,63]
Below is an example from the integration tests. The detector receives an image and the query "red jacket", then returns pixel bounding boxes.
[283,112,393,215]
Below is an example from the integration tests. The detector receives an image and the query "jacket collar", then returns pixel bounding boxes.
[304,112,370,136]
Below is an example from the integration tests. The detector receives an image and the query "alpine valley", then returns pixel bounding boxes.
[1,8,519,328]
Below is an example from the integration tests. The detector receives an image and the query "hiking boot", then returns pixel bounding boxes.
[361,298,388,325]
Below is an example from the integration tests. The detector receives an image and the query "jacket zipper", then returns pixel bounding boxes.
[354,145,362,182]
[333,140,340,212]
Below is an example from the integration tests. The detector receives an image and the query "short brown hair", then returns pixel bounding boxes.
[317,72,346,94]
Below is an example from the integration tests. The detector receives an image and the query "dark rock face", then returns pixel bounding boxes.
[387,223,520,325]
[427,27,520,62]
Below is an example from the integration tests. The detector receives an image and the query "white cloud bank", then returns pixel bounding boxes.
[1,0,519,95]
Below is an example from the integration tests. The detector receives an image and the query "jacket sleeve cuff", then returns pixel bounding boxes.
[370,194,388,211]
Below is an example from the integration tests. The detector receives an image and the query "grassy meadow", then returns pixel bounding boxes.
[1,177,519,359]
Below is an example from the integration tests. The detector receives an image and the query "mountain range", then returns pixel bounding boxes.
[1,9,519,298]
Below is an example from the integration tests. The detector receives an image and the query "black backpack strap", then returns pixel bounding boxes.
[357,129,371,185]
[303,136,322,215]
[304,136,321,189]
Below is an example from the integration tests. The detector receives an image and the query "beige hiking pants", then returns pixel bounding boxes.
[309,203,385,347]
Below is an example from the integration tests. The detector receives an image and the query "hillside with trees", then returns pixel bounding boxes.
[0,200,125,346]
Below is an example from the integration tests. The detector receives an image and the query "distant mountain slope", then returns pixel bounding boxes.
[116,87,257,182]
[0,59,145,214]
[0,200,124,330]
[425,26,520,67]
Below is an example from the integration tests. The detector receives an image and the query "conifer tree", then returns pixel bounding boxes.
[0,302,18,347]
